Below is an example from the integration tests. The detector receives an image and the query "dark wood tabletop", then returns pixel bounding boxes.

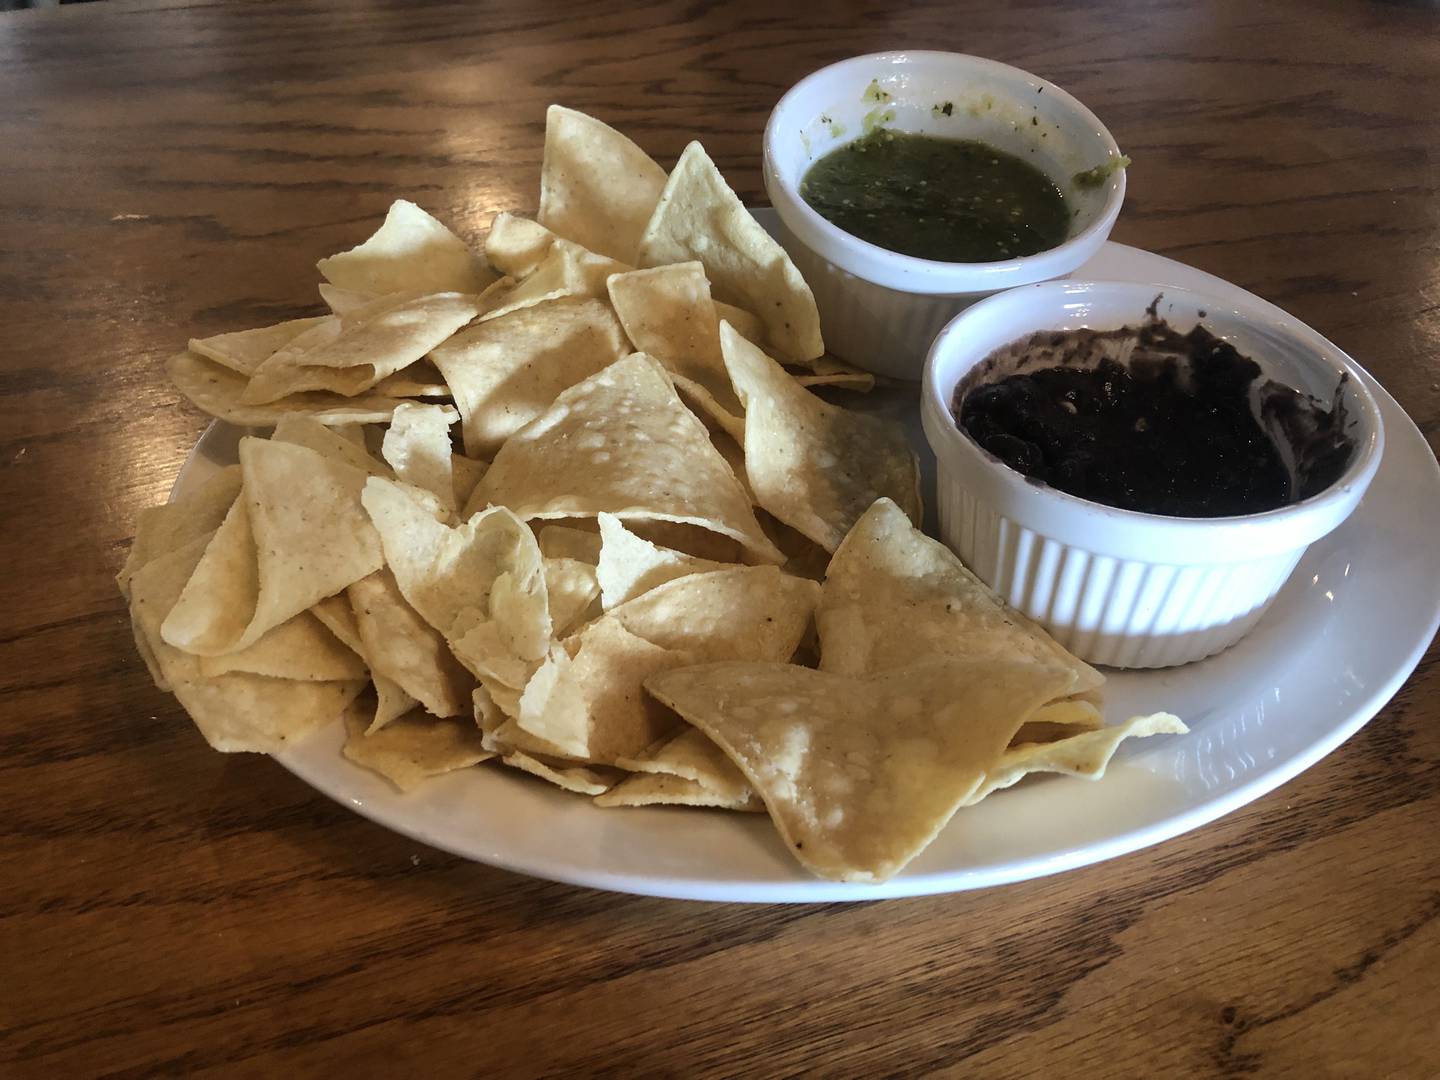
[3,0,1438,1074]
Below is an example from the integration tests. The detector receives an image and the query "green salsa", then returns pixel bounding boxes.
[798,130,1070,262]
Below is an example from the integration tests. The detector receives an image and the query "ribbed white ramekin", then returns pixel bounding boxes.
[921,280,1385,668]
[763,51,1126,379]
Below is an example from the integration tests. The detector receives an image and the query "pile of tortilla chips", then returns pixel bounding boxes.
[122,106,1185,884]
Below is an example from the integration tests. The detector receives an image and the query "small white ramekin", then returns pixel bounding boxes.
[763,51,1126,380]
[920,280,1385,669]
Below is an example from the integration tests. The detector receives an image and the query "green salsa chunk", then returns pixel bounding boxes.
[799,130,1070,262]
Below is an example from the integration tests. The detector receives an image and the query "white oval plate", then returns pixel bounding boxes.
[173,236,1440,901]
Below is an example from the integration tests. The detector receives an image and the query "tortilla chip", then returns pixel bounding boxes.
[500,750,617,795]
[342,705,492,792]
[515,617,694,763]
[361,477,550,687]
[318,198,495,295]
[612,727,753,805]
[474,352,783,564]
[131,535,364,754]
[348,570,474,721]
[199,612,368,682]
[168,351,402,426]
[429,297,629,458]
[721,324,920,552]
[539,105,667,264]
[243,292,482,405]
[645,659,1076,883]
[818,498,1105,697]
[595,512,731,610]
[117,465,243,599]
[607,262,744,418]
[381,402,457,514]
[607,565,818,662]
[544,557,600,638]
[309,593,365,656]
[965,713,1189,806]
[272,414,392,478]
[537,523,602,564]
[189,316,329,377]
[595,770,761,811]
[638,141,822,362]
[476,240,629,326]
[161,437,384,656]
[373,359,452,399]
[485,211,556,280]
[451,453,488,509]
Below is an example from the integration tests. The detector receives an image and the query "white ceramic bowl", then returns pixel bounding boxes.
[764,51,1126,380]
[920,280,1385,668]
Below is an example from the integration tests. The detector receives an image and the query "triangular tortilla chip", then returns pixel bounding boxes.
[474,240,630,327]
[189,316,329,376]
[613,727,754,805]
[318,199,495,295]
[381,402,457,514]
[272,414,392,478]
[131,535,365,754]
[361,477,550,687]
[595,770,761,811]
[645,659,1076,882]
[168,351,402,426]
[161,438,384,656]
[818,498,1105,697]
[429,297,629,458]
[964,712,1188,806]
[348,570,474,721]
[309,593,420,731]
[638,141,823,361]
[485,212,557,279]
[606,565,818,662]
[117,465,242,599]
[721,323,920,552]
[342,705,492,792]
[539,105,667,264]
[474,352,783,564]
[595,512,732,610]
[606,262,745,421]
[243,292,482,405]
[199,612,368,682]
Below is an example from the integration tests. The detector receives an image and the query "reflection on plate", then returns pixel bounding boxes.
[173,233,1440,901]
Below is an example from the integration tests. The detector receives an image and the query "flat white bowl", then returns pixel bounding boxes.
[171,231,1440,902]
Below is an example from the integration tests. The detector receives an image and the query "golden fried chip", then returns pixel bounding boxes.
[595,770,761,811]
[612,727,753,805]
[721,324,920,552]
[474,352,783,564]
[646,659,1076,883]
[965,712,1189,806]
[168,351,402,426]
[429,297,629,458]
[476,240,630,326]
[500,750,617,795]
[318,198,495,295]
[199,612,368,682]
[818,498,1105,697]
[189,316,330,377]
[539,105,667,264]
[639,141,823,361]
[342,705,492,792]
[117,465,243,600]
[380,402,457,514]
[243,292,482,405]
[361,477,550,687]
[484,212,557,279]
[606,262,745,427]
[132,535,365,754]
[348,570,474,722]
[161,438,384,656]
[272,414,392,478]
[595,512,731,610]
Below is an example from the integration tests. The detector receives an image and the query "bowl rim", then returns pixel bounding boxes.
[921,278,1387,533]
[763,50,1127,290]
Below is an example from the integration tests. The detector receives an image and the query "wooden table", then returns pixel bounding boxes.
[4,0,1437,1073]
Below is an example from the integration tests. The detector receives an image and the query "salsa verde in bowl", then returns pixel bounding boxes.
[762,51,1126,378]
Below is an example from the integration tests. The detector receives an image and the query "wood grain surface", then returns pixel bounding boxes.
[3,0,1438,1074]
